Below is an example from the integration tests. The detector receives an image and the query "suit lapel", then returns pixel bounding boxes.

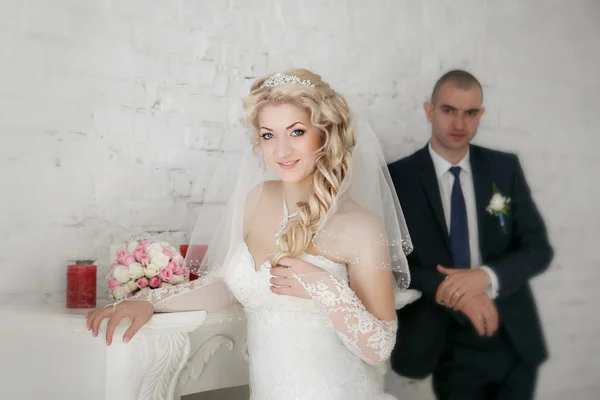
[416,146,451,250]
[470,145,491,258]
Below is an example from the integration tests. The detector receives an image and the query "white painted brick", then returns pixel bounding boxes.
[188,61,218,88]
[169,169,194,197]
[185,122,225,151]
[0,1,598,398]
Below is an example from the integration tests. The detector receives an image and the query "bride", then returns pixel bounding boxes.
[86,69,414,399]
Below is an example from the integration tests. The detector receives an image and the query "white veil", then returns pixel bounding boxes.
[183,86,412,294]
[310,117,412,290]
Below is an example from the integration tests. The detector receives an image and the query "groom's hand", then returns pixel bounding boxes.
[457,294,499,336]
[436,265,491,309]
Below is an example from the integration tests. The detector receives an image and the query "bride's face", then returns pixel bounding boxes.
[257,103,323,184]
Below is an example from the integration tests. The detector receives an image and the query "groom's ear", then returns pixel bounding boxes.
[479,107,486,119]
[423,102,434,123]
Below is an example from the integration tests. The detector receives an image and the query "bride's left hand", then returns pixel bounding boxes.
[270,257,326,299]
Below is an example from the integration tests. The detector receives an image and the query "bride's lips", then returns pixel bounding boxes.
[277,159,300,169]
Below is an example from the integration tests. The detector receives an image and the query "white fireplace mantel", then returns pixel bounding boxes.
[0,290,421,399]
[0,301,249,400]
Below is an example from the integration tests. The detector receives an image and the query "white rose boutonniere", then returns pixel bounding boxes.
[486,183,511,233]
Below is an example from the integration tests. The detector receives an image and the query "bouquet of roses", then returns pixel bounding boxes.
[107,239,189,300]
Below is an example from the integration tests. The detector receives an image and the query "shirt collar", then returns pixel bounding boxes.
[428,142,472,178]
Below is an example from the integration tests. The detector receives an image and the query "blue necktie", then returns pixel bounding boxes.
[449,167,470,268]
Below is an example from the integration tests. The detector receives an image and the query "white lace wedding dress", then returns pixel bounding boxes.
[134,243,398,400]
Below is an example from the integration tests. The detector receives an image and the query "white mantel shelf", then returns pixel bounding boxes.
[0,301,208,334]
[0,301,249,400]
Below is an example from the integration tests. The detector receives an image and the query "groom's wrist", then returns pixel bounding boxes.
[479,266,499,299]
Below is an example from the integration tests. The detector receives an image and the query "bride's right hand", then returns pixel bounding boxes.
[85,300,154,346]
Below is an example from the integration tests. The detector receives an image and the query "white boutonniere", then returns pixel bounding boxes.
[486,183,511,233]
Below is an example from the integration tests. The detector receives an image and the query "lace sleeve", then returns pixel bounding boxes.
[127,274,238,312]
[295,272,397,365]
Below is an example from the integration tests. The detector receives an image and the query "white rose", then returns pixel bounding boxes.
[113,265,131,283]
[169,274,184,285]
[112,286,126,300]
[145,265,160,278]
[150,252,170,269]
[146,243,163,254]
[172,255,184,265]
[126,240,139,253]
[489,194,506,212]
[158,241,171,248]
[159,282,172,288]
[128,263,145,280]
[124,280,138,293]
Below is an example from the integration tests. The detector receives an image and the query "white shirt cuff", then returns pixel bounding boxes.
[479,266,499,299]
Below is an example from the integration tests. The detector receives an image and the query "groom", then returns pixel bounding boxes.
[388,70,553,399]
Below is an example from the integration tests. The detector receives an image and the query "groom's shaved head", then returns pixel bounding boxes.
[431,70,483,104]
[424,70,486,161]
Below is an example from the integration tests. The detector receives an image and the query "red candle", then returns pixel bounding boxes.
[180,244,208,281]
[179,244,189,258]
[66,264,97,308]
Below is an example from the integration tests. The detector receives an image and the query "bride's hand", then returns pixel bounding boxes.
[270,257,326,299]
[85,300,154,346]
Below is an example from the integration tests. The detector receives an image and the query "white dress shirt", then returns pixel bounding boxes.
[428,144,499,299]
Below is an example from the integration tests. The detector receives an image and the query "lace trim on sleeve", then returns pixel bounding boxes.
[124,274,237,312]
[296,273,397,365]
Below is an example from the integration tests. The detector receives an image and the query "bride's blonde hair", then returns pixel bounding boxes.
[242,69,356,264]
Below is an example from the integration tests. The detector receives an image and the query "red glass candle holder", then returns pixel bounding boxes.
[180,244,188,258]
[66,264,97,308]
[180,244,208,281]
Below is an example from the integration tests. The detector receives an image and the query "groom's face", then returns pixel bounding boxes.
[425,82,485,153]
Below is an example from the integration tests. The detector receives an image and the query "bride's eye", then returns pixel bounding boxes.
[261,132,274,140]
[291,129,305,137]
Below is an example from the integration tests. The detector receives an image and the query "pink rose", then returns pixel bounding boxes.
[165,261,178,271]
[162,248,174,257]
[121,254,136,267]
[139,239,152,250]
[138,254,150,266]
[149,277,161,288]
[134,246,146,262]
[107,279,121,289]
[136,277,149,289]
[175,266,187,276]
[116,249,126,260]
[109,263,118,272]
[160,268,173,281]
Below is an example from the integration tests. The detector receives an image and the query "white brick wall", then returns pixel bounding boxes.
[0,1,598,398]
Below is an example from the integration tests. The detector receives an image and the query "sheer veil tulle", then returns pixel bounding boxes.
[183,115,412,294]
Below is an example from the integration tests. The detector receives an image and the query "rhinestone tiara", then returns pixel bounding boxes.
[259,72,316,89]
